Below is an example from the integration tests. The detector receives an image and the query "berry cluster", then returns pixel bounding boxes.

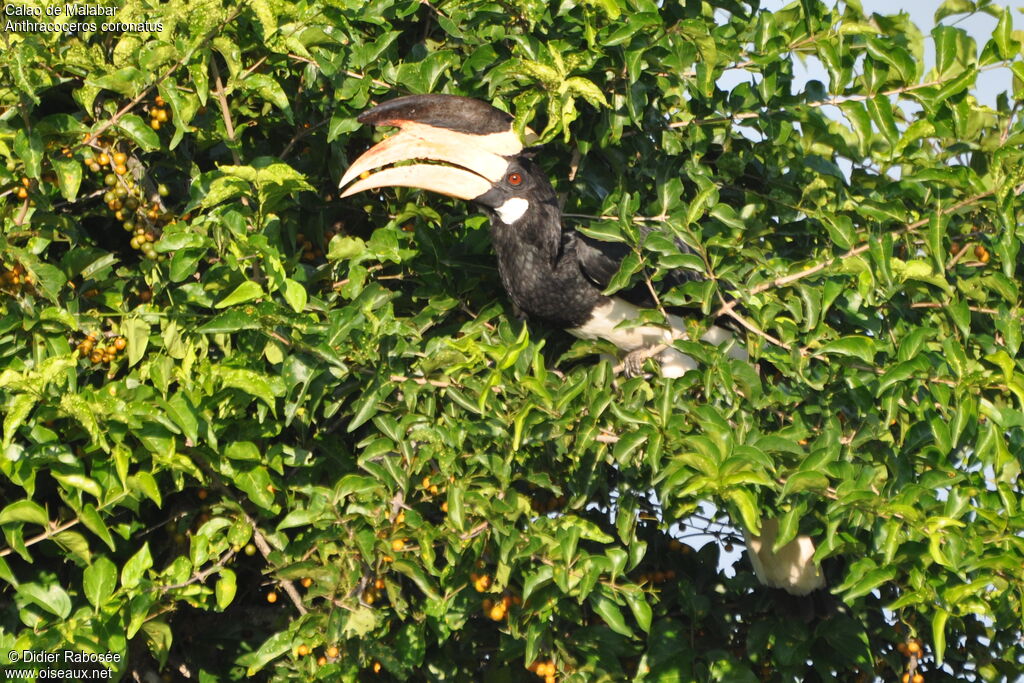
[526,658,558,682]
[362,577,386,605]
[13,176,33,201]
[82,140,171,260]
[75,333,127,366]
[481,593,520,621]
[897,638,925,682]
[0,263,33,295]
[149,95,171,130]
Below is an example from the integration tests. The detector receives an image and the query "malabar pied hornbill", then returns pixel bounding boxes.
[338,94,824,597]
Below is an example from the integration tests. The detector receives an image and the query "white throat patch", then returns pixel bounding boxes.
[494,197,530,225]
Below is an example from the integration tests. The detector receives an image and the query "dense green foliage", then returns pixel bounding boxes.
[2,0,1024,680]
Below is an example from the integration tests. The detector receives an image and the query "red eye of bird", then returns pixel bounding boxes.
[507,172,523,185]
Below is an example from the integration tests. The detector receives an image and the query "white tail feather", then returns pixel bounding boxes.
[569,296,746,377]
[743,518,824,596]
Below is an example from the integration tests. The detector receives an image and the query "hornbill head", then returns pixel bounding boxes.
[338,94,549,226]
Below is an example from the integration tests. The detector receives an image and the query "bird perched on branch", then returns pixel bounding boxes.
[339,94,823,597]
[338,94,746,377]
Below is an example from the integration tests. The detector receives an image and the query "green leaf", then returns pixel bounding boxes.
[391,560,440,600]
[242,74,293,122]
[327,235,367,261]
[935,0,974,22]
[83,556,117,610]
[780,471,829,496]
[197,310,263,333]
[52,472,103,500]
[590,593,634,638]
[117,114,162,152]
[242,631,292,676]
[18,582,72,619]
[612,429,648,465]
[3,393,36,450]
[14,129,43,179]
[89,67,148,96]
[865,95,898,146]
[816,336,876,364]
[0,499,49,527]
[124,317,151,367]
[993,7,1015,60]
[232,465,277,510]
[53,158,82,201]
[214,367,281,412]
[281,278,307,313]
[79,504,116,551]
[215,568,237,609]
[216,281,265,308]
[932,608,949,664]
[621,586,652,632]
[121,542,154,589]
[840,566,898,600]
[726,489,761,535]
[225,441,262,461]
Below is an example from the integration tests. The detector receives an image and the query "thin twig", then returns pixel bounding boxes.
[237,509,308,615]
[158,548,238,592]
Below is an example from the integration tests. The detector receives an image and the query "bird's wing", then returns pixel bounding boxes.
[572,231,629,290]
[571,226,705,308]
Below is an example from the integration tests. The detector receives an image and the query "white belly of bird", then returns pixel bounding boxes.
[568,296,746,378]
